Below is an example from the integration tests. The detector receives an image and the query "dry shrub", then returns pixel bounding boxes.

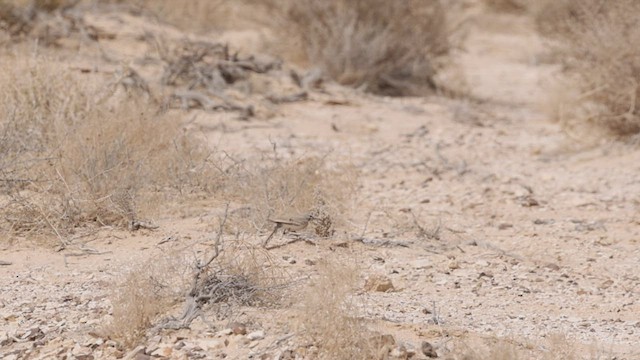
[155,227,290,331]
[279,0,451,96]
[99,0,459,97]
[537,0,640,138]
[0,56,216,240]
[223,153,357,238]
[105,255,189,347]
[296,260,377,359]
[200,237,288,311]
[0,0,81,40]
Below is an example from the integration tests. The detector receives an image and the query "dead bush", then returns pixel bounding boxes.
[157,211,289,331]
[0,56,217,241]
[157,37,283,118]
[536,0,640,137]
[106,212,288,347]
[278,0,451,96]
[296,260,378,359]
[196,230,287,312]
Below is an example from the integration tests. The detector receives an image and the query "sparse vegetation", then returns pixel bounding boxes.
[535,0,640,137]
[0,1,635,359]
[106,0,457,96]
[278,0,451,96]
[223,153,357,239]
[296,260,379,360]
[0,56,216,242]
[104,253,191,347]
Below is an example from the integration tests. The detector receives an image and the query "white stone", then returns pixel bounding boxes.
[246,330,265,341]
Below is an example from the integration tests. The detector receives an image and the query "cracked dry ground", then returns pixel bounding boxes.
[2,9,640,360]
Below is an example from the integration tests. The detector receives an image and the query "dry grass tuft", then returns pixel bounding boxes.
[536,0,640,138]
[224,153,357,239]
[445,333,605,360]
[296,260,378,360]
[278,0,451,96]
[105,255,189,347]
[0,55,217,242]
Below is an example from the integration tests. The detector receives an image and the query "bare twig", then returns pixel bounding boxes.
[158,204,230,330]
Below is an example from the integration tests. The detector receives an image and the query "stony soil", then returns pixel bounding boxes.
[1,3,639,360]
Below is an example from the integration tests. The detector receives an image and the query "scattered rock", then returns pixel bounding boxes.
[0,331,13,346]
[390,344,408,358]
[543,262,560,271]
[217,328,233,336]
[282,255,296,264]
[123,345,146,360]
[304,259,316,266]
[21,327,45,341]
[405,345,417,358]
[498,223,513,230]
[198,338,226,350]
[599,279,614,289]
[151,346,173,358]
[230,322,247,335]
[72,345,95,360]
[247,330,265,341]
[134,353,151,360]
[533,219,554,225]
[448,260,460,270]
[421,341,438,358]
[478,271,494,278]
[364,275,395,292]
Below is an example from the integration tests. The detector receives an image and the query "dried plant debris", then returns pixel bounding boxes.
[156,38,307,118]
[0,1,99,45]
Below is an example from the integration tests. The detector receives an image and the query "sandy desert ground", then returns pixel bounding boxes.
[1,2,639,359]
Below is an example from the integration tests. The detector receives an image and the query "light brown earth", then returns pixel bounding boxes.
[1,4,640,360]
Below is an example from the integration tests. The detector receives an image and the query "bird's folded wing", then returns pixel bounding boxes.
[268,217,301,226]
